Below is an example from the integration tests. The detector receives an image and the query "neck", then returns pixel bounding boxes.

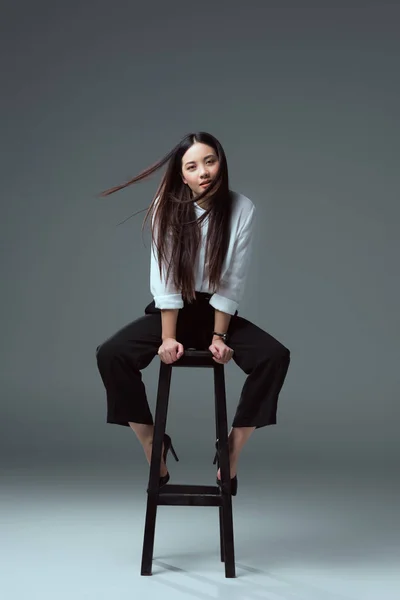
[194,193,210,210]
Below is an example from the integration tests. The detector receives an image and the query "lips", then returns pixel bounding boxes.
[200,180,211,187]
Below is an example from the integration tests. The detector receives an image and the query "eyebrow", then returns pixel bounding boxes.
[184,154,216,167]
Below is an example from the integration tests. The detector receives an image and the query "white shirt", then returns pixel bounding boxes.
[150,190,256,315]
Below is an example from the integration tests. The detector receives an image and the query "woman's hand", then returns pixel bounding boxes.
[209,339,234,364]
[158,338,185,364]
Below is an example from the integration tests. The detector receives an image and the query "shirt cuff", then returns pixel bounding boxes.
[209,293,238,315]
[154,294,184,310]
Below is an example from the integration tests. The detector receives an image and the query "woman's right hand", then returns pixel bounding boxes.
[158,338,184,364]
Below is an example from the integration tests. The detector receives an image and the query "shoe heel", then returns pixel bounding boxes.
[170,443,179,462]
[213,439,238,496]
[213,439,219,464]
[163,433,179,462]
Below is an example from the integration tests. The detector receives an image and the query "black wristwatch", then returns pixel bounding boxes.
[213,331,228,343]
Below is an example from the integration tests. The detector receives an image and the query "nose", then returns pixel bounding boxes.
[199,165,209,178]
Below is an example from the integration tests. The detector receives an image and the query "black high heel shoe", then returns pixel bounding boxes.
[159,433,179,488]
[213,439,238,496]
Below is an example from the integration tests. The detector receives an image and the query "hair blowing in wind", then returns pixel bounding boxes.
[99,132,233,303]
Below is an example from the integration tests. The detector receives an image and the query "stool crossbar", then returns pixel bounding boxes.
[141,349,236,578]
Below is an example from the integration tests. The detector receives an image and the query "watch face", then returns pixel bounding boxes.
[214,332,227,341]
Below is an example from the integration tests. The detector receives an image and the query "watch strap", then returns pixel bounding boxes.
[213,331,228,342]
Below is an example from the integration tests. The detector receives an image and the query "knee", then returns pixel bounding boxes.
[281,346,290,361]
[95,342,105,367]
[95,343,102,362]
[279,346,290,364]
[95,341,120,368]
[269,344,290,365]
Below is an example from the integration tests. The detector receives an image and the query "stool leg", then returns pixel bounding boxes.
[219,506,225,562]
[215,383,225,562]
[214,364,236,578]
[141,495,158,576]
[141,362,172,576]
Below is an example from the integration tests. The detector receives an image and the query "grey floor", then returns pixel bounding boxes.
[1,461,399,600]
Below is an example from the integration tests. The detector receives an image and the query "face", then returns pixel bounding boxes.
[181,142,220,197]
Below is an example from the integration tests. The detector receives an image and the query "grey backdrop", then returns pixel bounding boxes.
[1,0,399,473]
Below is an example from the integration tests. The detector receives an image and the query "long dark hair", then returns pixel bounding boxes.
[100,132,232,303]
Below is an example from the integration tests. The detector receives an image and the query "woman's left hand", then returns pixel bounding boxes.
[209,339,234,364]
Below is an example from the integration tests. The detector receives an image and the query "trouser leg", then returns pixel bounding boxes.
[95,312,162,426]
[183,300,291,429]
[228,316,291,429]
[95,296,208,427]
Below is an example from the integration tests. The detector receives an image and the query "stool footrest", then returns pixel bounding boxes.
[160,484,219,495]
[152,484,222,506]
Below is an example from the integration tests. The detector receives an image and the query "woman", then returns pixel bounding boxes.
[95,132,290,496]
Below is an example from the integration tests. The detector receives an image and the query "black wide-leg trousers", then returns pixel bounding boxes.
[95,292,290,429]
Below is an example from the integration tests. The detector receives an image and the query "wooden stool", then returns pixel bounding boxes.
[140,349,236,578]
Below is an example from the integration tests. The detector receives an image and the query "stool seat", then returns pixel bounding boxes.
[173,349,215,367]
[140,348,236,578]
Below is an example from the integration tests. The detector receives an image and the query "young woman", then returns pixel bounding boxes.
[95,132,290,496]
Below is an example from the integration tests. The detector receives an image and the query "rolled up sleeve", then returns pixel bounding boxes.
[150,214,184,310]
[209,205,255,315]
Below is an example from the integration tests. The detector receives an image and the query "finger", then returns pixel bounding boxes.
[212,348,222,360]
